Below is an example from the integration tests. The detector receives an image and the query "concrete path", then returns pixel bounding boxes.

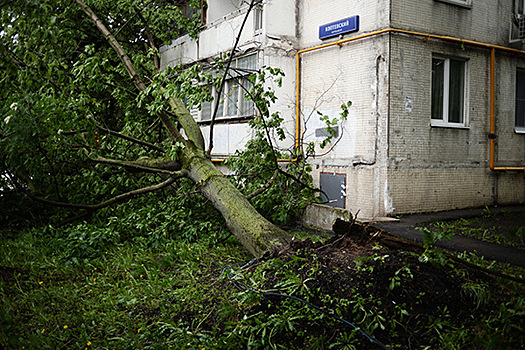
[372,206,525,268]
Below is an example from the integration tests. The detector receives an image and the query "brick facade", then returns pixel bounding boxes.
[160,0,525,219]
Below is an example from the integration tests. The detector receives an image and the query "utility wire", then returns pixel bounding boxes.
[225,259,390,350]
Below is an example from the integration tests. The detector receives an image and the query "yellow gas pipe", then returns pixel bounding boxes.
[294,28,525,171]
[213,28,525,171]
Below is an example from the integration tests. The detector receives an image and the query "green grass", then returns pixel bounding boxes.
[0,228,251,349]
[1,223,524,349]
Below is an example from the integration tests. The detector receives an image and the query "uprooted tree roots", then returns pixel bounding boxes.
[216,223,524,349]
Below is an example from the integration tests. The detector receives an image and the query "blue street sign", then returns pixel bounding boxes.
[319,15,359,40]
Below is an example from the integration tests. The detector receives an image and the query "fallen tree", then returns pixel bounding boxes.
[75,0,289,257]
[0,0,292,256]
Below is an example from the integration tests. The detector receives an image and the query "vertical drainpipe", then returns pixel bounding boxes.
[488,47,525,171]
[295,49,301,152]
[489,48,499,205]
[489,48,496,170]
[489,48,498,204]
[386,28,393,215]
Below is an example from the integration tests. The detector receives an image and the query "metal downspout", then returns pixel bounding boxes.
[489,48,525,171]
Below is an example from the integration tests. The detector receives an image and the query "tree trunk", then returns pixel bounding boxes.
[74,0,291,257]
[182,145,290,257]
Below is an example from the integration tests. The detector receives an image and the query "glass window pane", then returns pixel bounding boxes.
[201,87,212,120]
[448,59,465,123]
[240,77,254,116]
[238,54,257,71]
[227,80,239,116]
[217,88,225,118]
[431,58,445,120]
[254,5,263,31]
[516,69,525,127]
[201,100,211,120]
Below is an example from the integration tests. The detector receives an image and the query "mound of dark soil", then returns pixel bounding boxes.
[240,223,510,349]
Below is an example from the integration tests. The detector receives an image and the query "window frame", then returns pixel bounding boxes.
[254,3,263,32]
[433,0,472,9]
[430,55,470,129]
[515,68,525,134]
[175,0,207,25]
[518,0,525,15]
[200,54,257,122]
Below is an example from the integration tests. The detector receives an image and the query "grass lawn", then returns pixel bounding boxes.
[1,221,524,349]
[0,228,251,349]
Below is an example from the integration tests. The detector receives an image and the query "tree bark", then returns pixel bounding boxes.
[92,156,181,174]
[75,0,291,257]
[182,145,290,257]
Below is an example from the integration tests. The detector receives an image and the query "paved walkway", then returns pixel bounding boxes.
[372,205,525,268]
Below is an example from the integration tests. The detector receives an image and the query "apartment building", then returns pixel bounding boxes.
[161,0,525,219]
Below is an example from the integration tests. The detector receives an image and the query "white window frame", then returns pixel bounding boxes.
[433,0,472,9]
[515,68,525,134]
[200,54,257,122]
[431,55,469,128]
[254,3,263,32]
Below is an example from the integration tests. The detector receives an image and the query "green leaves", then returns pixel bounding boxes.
[1,0,206,224]
[315,100,351,149]
[227,132,317,225]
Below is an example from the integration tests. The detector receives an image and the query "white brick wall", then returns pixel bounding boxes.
[160,0,525,217]
[299,0,390,48]
[388,168,494,213]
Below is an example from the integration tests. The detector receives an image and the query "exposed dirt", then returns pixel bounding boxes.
[226,222,522,349]
[154,220,525,348]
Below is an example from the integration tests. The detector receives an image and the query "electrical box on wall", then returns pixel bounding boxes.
[320,173,347,209]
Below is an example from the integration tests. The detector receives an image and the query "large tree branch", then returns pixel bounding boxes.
[92,156,182,174]
[76,0,204,150]
[92,123,166,153]
[165,96,205,149]
[23,172,186,211]
[74,0,147,91]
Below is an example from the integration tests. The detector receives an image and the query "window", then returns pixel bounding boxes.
[254,4,263,32]
[433,0,472,9]
[516,69,525,133]
[431,56,468,127]
[174,0,206,25]
[201,54,257,121]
